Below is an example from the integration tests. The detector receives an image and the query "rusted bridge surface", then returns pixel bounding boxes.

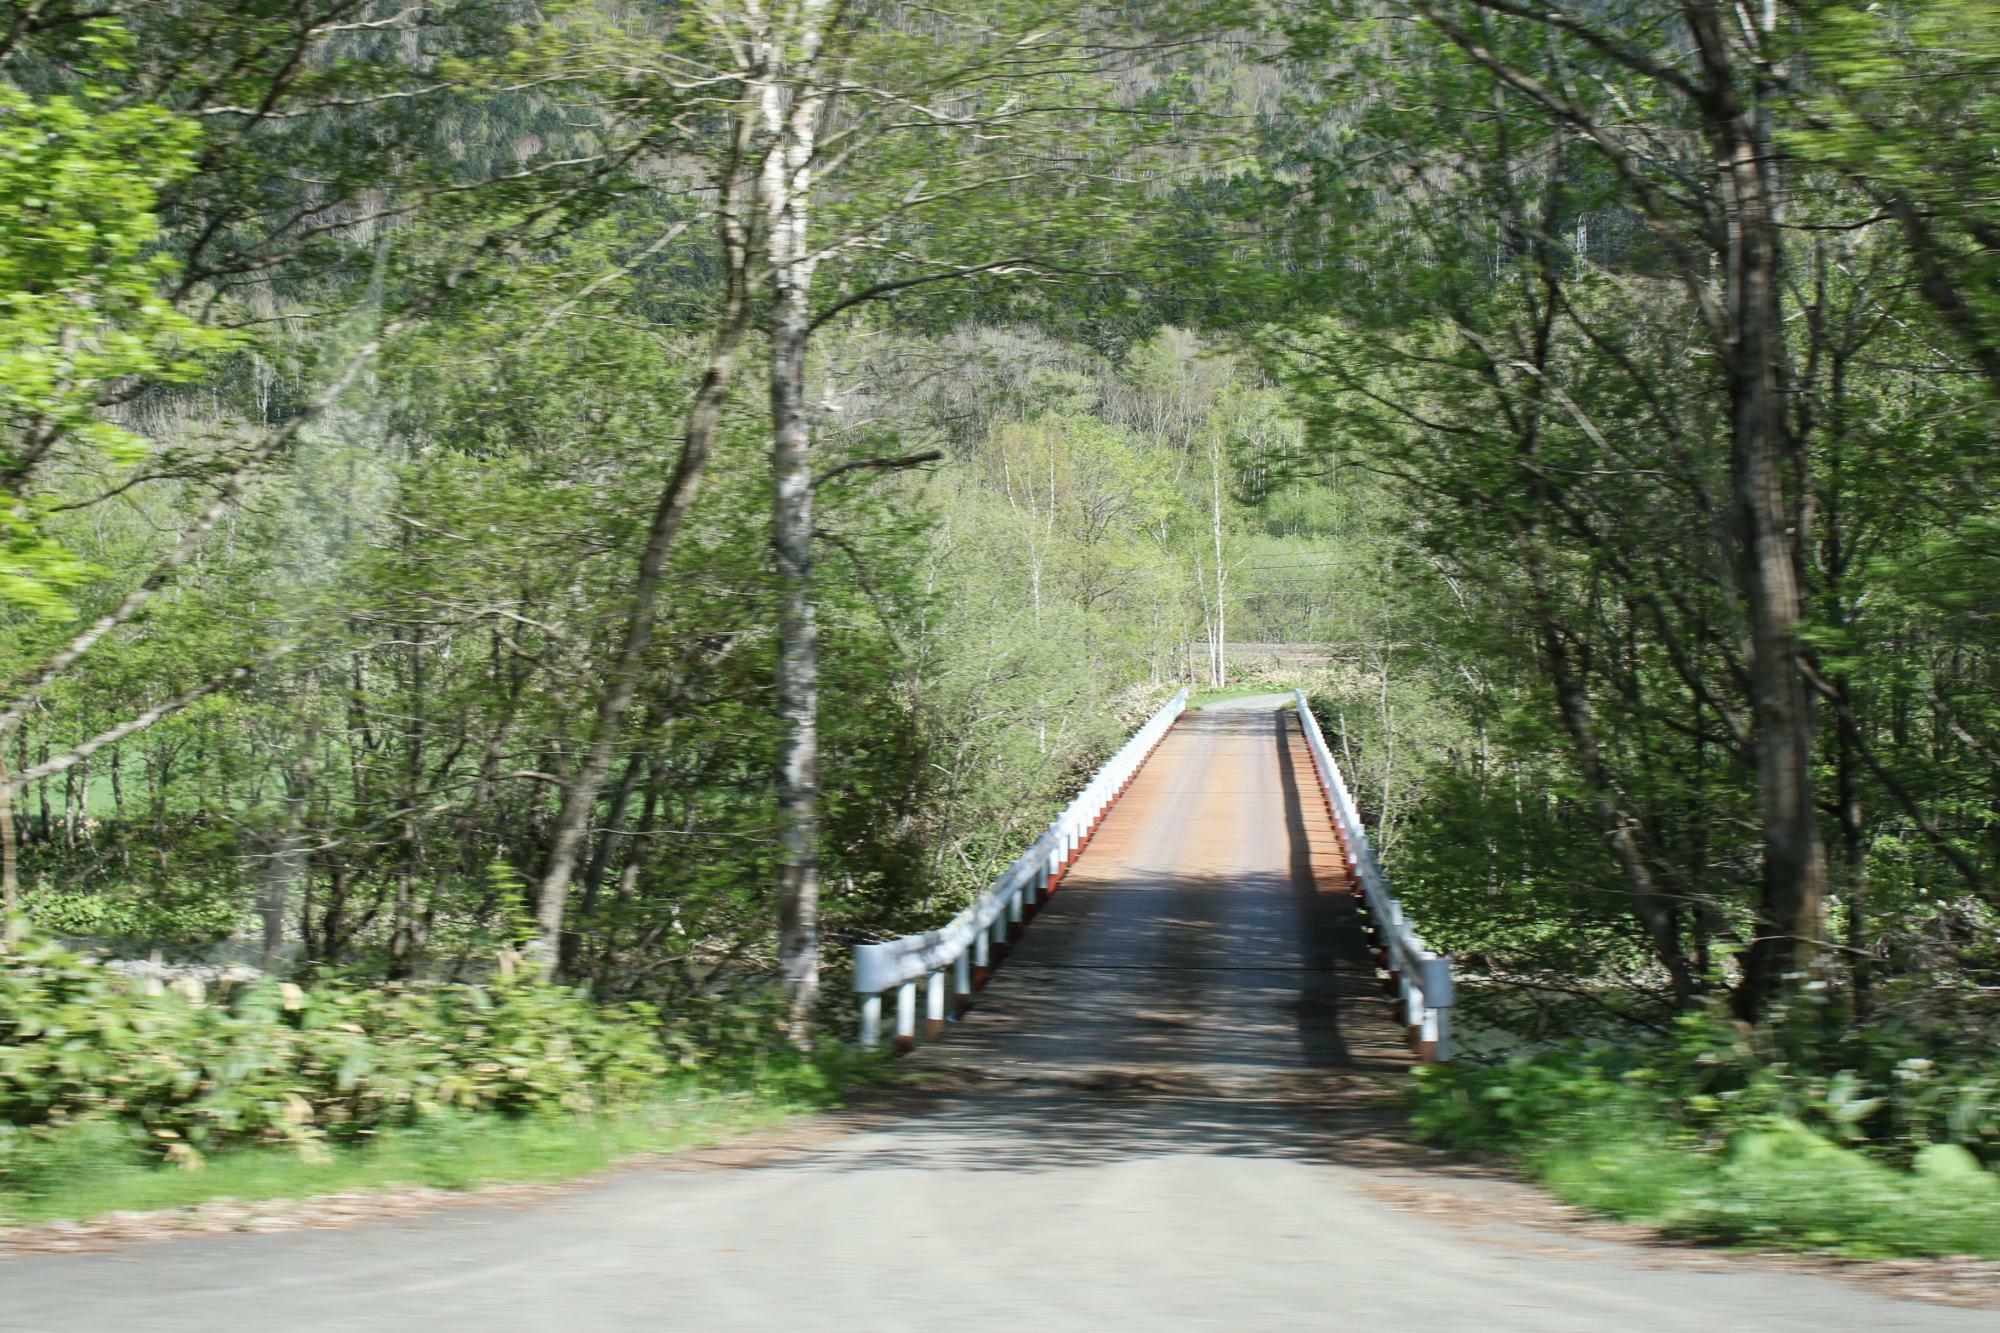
[932,696,1413,1079]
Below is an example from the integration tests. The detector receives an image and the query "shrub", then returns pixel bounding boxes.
[0,935,671,1173]
[1410,1003,2000,1258]
[22,879,249,943]
[1415,1004,2000,1165]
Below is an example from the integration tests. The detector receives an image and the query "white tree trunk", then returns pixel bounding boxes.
[765,6,831,1045]
[1210,432,1227,688]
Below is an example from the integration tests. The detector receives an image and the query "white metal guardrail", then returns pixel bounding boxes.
[853,688,1189,1049]
[1292,689,1455,1061]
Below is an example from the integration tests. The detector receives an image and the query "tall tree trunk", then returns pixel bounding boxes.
[321,856,348,965]
[391,604,425,978]
[1683,2,1830,1018]
[1536,605,1698,1008]
[565,747,646,977]
[0,753,15,949]
[63,760,80,848]
[1376,655,1395,855]
[262,844,295,971]
[35,744,49,845]
[766,34,828,1045]
[110,745,128,868]
[531,110,760,978]
[772,309,820,1045]
[1210,432,1228,688]
[1833,688,1869,1016]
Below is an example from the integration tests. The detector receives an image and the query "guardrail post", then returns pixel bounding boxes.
[1417,954,1454,1064]
[924,968,946,1040]
[1383,903,1407,996]
[895,980,918,1052]
[859,993,882,1050]
[952,951,972,1016]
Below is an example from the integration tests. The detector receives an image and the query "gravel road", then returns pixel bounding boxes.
[5,696,1991,1331]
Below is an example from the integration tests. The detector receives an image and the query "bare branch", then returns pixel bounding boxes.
[812,449,942,489]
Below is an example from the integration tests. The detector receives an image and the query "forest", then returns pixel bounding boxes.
[3,0,1999,1264]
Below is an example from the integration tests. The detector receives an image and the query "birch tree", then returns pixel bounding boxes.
[720,0,1198,1041]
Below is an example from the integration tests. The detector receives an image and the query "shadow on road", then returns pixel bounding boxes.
[795,1064,1460,1177]
[1276,705,1359,1071]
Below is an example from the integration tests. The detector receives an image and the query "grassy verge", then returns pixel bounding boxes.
[1,1061,878,1227]
[1411,1026,2000,1261]
[1528,1115,2000,1259]
[2,931,900,1227]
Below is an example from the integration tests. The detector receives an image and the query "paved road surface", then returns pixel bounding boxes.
[4,697,1988,1331]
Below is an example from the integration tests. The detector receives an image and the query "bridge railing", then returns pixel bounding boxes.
[852,688,1189,1050]
[1292,689,1455,1061]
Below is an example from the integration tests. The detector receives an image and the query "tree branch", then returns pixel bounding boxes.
[811,449,942,489]
[6,653,278,794]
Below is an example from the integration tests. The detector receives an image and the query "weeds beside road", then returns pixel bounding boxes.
[0,932,876,1227]
[1411,1006,2000,1260]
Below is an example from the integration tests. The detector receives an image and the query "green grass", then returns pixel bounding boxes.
[1531,1119,2000,1260]
[1411,1051,2000,1261]
[0,1075,846,1226]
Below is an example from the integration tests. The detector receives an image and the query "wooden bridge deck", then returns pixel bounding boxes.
[922,695,1414,1082]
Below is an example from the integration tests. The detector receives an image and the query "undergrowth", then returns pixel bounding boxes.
[0,1082,829,1225]
[1411,1005,2000,1260]
[0,931,883,1224]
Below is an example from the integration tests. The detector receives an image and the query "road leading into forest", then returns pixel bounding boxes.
[5,696,1991,1331]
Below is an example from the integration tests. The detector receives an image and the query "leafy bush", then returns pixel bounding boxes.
[1410,1005,2000,1258]
[1538,1121,2000,1258]
[22,879,250,943]
[0,935,672,1173]
[1417,1006,2000,1163]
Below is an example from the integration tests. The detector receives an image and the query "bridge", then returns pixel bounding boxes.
[4,695,1981,1331]
[850,689,1451,1069]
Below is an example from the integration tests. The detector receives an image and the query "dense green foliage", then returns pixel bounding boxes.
[0,924,878,1221]
[1234,0,2000,1248]
[1248,0,2000,1028]
[0,4,1268,1007]
[1412,1005,2000,1256]
[0,934,672,1169]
